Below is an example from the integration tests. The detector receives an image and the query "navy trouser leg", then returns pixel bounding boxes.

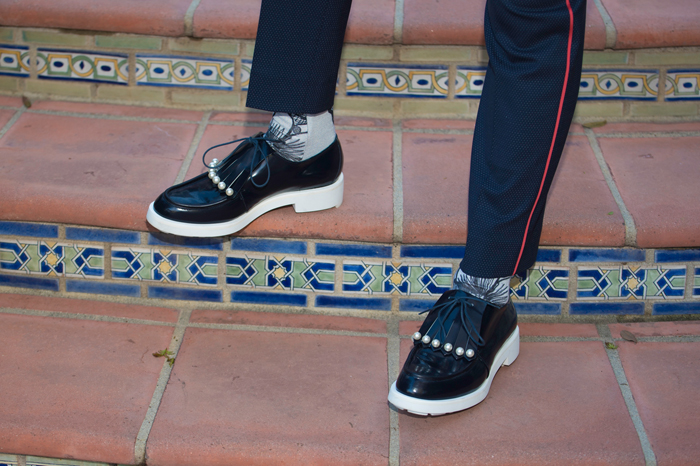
[246,0,353,114]
[460,0,586,278]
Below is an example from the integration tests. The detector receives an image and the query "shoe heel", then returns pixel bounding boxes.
[501,326,520,366]
[293,173,344,213]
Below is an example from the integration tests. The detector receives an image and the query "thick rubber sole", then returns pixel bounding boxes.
[146,173,344,237]
[387,325,520,416]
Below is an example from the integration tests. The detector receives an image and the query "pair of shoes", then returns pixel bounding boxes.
[147,133,344,237]
[388,289,519,416]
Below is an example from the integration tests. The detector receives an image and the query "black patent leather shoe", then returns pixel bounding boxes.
[147,133,344,237]
[388,289,519,416]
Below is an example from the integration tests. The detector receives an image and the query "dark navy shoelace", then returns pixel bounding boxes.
[419,295,486,351]
[202,134,283,195]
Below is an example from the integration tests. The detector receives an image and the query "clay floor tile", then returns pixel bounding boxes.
[0,96,23,107]
[519,322,599,338]
[0,109,16,128]
[401,133,624,246]
[191,309,388,333]
[0,112,197,231]
[597,136,700,248]
[146,327,390,466]
[617,342,700,464]
[193,0,394,44]
[399,320,423,336]
[31,100,204,121]
[609,321,700,338]
[0,293,178,322]
[600,0,700,48]
[593,121,700,134]
[209,111,272,124]
[0,0,193,37]
[402,119,476,130]
[0,313,175,464]
[403,0,487,45]
[335,116,393,128]
[398,339,645,465]
[403,0,605,48]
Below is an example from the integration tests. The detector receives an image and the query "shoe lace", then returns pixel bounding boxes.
[418,294,486,354]
[201,134,284,195]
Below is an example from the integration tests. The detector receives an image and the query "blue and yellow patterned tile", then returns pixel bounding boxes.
[0,238,103,279]
[241,58,251,91]
[578,69,659,100]
[511,266,569,301]
[665,70,700,101]
[226,254,335,292]
[0,45,30,77]
[455,66,486,98]
[111,247,218,286]
[37,48,127,84]
[342,260,452,296]
[346,63,448,98]
[694,267,700,297]
[135,54,234,90]
[577,265,686,300]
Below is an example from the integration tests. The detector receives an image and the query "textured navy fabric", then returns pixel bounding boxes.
[245,0,586,278]
[460,0,586,278]
[246,0,353,114]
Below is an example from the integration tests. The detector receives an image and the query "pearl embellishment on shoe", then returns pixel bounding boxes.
[208,170,215,179]
[466,349,475,358]
[212,176,220,184]
[431,339,441,348]
[209,158,218,167]
[218,182,226,190]
[443,343,453,352]
[413,332,422,341]
[455,347,465,356]
[225,188,234,196]
[421,335,431,345]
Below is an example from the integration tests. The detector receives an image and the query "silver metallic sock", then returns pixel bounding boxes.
[266,111,336,162]
[453,268,511,307]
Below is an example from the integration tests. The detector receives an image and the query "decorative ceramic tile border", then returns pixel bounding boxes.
[665,69,700,100]
[346,63,449,98]
[342,260,452,296]
[226,254,335,292]
[241,58,252,91]
[37,48,128,84]
[511,266,569,301]
[455,66,486,98]
[135,54,234,90]
[0,238,103,279]
[112,247,218,286]
[577,266,686,300]
[0,222,699,315]
[578,70,659,100]
[0,44,30,77]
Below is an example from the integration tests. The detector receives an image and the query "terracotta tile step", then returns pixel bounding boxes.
[1,294,699,465]
[2,99,698,249]
[2,0,699,48]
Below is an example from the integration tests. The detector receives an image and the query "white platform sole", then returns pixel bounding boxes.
[147,173,344,237]
[388,325,520,416]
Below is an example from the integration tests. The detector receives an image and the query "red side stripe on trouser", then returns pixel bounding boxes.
[511,0,575,275]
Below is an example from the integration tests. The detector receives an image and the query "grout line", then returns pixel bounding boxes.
[392,120,404,243]
[596,323,657,466]
[393,0,405,44]
[184,0,203,37]
[0,106,26,140]
[174,110,211,185]
[592,0,617,49]
[134,308,192,463]
[0,306,177,327]
[585,128,637,247]
[26,108,200,124]
[386,316,401,466]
